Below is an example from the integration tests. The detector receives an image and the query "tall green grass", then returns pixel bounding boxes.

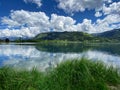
[0,58,120,90]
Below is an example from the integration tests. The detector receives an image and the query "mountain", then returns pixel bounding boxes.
[33,29,120,42]
[4,28,120,43]
[34,31,95,41]
[95,28,120,40]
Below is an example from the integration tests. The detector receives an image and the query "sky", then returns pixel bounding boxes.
[0,0,120,38]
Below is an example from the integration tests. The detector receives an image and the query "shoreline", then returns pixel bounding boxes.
[0,58,120,90]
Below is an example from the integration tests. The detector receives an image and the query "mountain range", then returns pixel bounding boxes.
[34,31,94,41]
[0,28,120,42]
[95,28,120,39]
[33,28,120,42]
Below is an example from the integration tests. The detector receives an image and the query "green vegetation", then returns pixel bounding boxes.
[1,29,120,43]
[0,58,120,90]
[35,43,120,56]
[13,32,97,43]
[0,39,4,42]
[34,31,98,42]
[92,44,120,56]
[32,29,120,43]
[36,43,91,53]
[94,28,120,43]
[0,29,119,43]
[0,40,3,42]
[97,29,120,39]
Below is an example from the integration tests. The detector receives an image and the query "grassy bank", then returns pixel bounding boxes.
[0,58,120,90]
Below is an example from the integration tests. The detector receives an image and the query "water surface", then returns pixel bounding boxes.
[0,43,120,71]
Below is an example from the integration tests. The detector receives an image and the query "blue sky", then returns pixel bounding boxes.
[0,0,101,23]
[0,0,120,38]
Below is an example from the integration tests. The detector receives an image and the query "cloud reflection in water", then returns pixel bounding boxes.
[0,44,120,71]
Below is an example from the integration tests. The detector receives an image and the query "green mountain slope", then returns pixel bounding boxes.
[34,31,95,41]
[96,29,120,40]
[16,28,120,43]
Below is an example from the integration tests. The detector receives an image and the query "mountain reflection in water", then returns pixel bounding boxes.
[0,43,120,71]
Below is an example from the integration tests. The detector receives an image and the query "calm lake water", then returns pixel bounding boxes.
[0,43,120,71]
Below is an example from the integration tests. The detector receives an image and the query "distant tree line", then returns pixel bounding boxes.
[0,38,10,42]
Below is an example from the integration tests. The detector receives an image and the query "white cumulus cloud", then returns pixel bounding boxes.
[1,10,50,38]
[56,0,112,14]
[1,45,120,71]
[95,12,102,17]
[1,10,80,38]
[0,7,120,38]
[95,14,120,32]
[102,2,120,15]
[50,14,76,32]
[76,19,96,33]
[24,0,42,7]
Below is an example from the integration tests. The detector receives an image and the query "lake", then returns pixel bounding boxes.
[0,43,120,71]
